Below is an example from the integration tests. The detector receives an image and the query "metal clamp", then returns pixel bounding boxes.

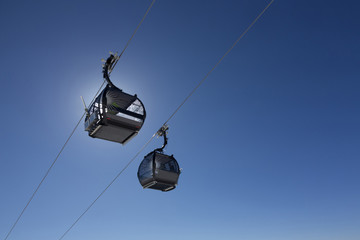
[155,124,169,152]
[102,52,120,88]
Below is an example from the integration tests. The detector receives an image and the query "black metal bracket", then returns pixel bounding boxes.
[102,53,119,88]
[155,125,169,152]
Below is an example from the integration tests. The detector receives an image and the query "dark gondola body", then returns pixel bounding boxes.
[85,86,146,144]
[138,151,180,192]
[84,54,146,144]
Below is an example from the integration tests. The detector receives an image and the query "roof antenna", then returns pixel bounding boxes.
[80,96,90,118]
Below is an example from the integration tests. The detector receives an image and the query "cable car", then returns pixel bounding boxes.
[84,54,146,144]
[137,126,181,192]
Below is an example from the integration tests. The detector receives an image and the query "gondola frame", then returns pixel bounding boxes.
[84,85,146,145]
[138,151,180,192]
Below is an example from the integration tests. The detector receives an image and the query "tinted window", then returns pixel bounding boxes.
[138,156,153,181]
[155,154,179,173]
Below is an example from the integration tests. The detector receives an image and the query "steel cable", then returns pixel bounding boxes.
[2,85,101,240]
[2,0,156,239]
[163,0,274,125]
[56,1,274,239]
[58,134,156,240]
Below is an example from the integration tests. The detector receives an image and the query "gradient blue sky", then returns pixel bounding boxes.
[0,0,359,240]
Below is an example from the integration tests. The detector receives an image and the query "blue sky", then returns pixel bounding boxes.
[0,0,359,240]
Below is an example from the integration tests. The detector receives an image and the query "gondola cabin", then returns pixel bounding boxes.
[84,86,146,144]
[84,54,146,144]
[138,151,180,192]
